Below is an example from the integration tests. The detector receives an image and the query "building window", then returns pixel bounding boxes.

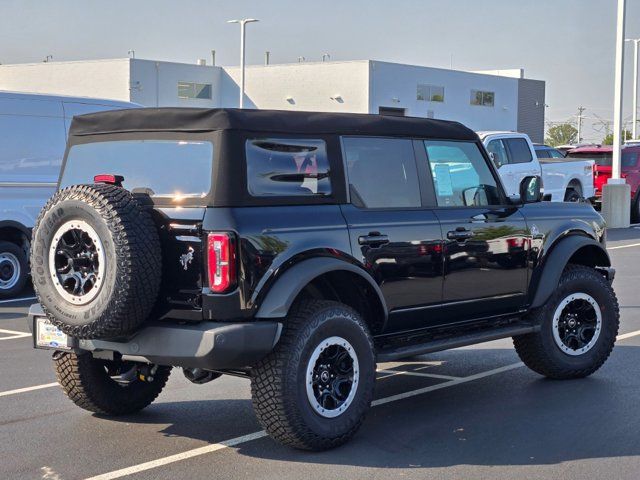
[378,106,406,116]
[417,84,445,102]
[178,82,212,100]
[470,90,495,107]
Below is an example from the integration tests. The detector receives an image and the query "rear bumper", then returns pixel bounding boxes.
[28,304,282,370]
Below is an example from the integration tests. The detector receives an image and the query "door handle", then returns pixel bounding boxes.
[447,228,474,241]
[358,232,389,247]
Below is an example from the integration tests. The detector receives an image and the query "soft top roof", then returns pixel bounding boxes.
[69,107,478,140]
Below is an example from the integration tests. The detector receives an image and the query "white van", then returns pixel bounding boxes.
[0,91,136,298]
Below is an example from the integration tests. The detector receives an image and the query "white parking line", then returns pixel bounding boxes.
[607,242,640,250]
[377,369,461,381]
[0,328,31,340]
[85,327,640,480]
[0,334,31,341]
[0,296,36,305]
[0,382,59,398]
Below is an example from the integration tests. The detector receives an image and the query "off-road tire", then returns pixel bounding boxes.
[513,264,619,379]
[53,352,171,415]
[0,241,28,299]
[251,300,376,451]
[31,184,161,339]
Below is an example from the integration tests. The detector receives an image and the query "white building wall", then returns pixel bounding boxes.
[220,61,370,113]
[0,58,539,136]
[0,59,131,101]
[369,61,519,132]
[129,60,222,108]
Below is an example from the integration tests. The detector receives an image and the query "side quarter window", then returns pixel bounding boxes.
[246,138,331,197]
[342,137,421,208]
[425,140,502,207]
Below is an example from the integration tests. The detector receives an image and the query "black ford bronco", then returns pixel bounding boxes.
[29,108,619,450]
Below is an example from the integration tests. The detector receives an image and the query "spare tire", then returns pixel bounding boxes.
[31,184,161,339]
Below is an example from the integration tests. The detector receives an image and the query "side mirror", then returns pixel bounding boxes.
[519,175,542,203]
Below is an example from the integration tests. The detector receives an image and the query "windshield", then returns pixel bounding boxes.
[61,139,214,200]
[567,151,638,168]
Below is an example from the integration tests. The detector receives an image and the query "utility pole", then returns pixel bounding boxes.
[626,38,640,139]
[576,106,586,144]
[211,49,216,66]
[265,51,270,65]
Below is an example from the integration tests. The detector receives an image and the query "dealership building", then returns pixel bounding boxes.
[0,58,546,141]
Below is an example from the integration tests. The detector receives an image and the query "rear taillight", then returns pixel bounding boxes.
[207,233,236,293]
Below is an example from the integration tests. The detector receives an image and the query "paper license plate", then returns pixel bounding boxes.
[35,317,71,350]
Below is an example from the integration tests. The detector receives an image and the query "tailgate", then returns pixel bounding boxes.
[152,207,206,321]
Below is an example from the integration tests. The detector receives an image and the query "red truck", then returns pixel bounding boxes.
[566,144,640,221]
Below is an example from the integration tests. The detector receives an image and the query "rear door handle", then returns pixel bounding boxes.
[447,229,474,241]
[358,232,389,247]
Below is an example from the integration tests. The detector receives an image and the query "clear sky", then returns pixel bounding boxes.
[1,0,639,142]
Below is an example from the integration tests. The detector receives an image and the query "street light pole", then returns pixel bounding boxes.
[228,18,259,108]
[627,38,640,139]
[603,0,631,228]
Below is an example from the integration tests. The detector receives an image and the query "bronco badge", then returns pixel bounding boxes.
[179,246,194,271]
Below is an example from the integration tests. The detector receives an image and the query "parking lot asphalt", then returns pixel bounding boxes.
[2,228,640,480]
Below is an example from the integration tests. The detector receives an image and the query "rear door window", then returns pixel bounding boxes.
[535,148,550,159]
[61,139,213,199]
[504,138,533,164]
[342,137,421,208]
[246,138,331,197]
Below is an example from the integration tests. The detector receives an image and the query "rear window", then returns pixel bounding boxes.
[246,138,331,197]
[567,151,638,168]
[61,140,213,199]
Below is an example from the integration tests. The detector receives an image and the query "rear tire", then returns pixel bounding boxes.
[54,352,171,415]
[513,264,619,379]
[251,300,376,451]
[564,187,582,202]
[0,241,28,299]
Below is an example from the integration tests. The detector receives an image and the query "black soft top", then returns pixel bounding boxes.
[69,107,478,140]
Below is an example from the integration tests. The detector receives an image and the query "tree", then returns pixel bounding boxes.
[545,123,578,146]
[602,130,632,145]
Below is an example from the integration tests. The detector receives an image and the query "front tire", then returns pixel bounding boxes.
[0,241,28,299]
[251,300,376,451]
[513,264,619,379]
[54,352,171,415]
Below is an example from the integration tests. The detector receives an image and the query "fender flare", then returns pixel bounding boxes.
[530,235,610,308]
[255,257,387,321]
